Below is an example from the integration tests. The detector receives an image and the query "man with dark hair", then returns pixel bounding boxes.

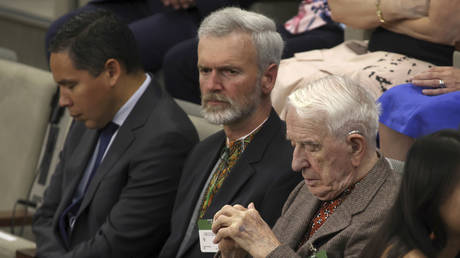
[32,9,198,258]
[48,9,144,77]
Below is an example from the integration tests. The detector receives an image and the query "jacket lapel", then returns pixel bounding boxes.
[204,157,255,218]
[306,201,351,249]
[78,128,135,215]
[284,186,321,251]
[57,128,98,216]
[182,110,281,255]
[76,79,160,216]
[181,110,282,255]
[177,134,226,255]
[301,155,389,253]
[202,109,280,218]
[191,136,226,210]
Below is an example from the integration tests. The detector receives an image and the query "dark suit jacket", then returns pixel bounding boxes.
[269,155,401,258]
[89,0,256,19]
[194,0,255,18]
[32,79,199,258]
[160,109,303,258]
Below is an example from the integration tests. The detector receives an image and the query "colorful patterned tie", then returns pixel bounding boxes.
[199,133,256,219]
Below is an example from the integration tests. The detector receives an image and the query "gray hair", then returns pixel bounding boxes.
[287,75,380,147]
[198,7,284,72]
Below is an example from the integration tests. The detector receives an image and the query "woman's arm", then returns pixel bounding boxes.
[328,0,429,29]
[382,0,460,46]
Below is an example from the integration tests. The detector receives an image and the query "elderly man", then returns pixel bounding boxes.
[212,75,401,257]
[159,7,302,258]
[32,9,198,258]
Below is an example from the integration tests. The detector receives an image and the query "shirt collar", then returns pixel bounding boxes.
[226,116,268,147]
[112,73,151,127]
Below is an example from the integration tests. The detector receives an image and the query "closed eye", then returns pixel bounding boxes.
[58,80,78,90]
[301,141,321,152]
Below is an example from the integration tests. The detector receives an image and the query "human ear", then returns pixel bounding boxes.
[347,133,366,167]
[260,63,278,95]
[103,58,121,87]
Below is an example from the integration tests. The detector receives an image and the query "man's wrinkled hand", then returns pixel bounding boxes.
[212,203,281,258]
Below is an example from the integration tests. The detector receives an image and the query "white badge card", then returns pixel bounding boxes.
[198,219,219,253]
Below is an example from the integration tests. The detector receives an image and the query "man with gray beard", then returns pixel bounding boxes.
[159,7,302,258]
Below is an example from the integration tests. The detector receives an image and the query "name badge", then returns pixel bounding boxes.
[308,243,328,258]
[309,250,328,258]
[197,219,219,253]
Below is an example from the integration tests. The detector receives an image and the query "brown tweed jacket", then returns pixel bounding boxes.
[269,155,401,258]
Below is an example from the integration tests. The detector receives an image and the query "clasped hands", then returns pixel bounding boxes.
[212,203,281,258]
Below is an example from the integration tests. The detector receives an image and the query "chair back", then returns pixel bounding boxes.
[0,59,55,211]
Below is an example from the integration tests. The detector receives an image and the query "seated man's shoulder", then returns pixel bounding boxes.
[380,164,403,196]
[62,121,94,152]
[361,166,401,216]
[191,130,226,151]
[368,157,402,196]
[147,98,199,142]
[279,181,309,212]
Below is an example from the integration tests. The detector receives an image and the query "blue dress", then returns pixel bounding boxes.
[378,83,460,138]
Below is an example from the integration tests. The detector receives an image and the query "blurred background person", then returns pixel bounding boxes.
[362,129,460,258]
[271,0,460,118]
[379,66,460,161]
[163,0,344,104]
[45,0,257,73]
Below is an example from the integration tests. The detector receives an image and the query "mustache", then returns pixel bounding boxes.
[202,93,232,104]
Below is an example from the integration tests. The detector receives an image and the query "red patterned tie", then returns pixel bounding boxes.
[308,198,344,239]
[298,186,354,249]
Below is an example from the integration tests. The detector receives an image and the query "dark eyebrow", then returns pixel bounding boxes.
[56,79,77,86]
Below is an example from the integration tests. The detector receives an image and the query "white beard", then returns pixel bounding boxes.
[200,81,262,125]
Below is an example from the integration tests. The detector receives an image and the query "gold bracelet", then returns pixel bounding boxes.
[376,0,385,23]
